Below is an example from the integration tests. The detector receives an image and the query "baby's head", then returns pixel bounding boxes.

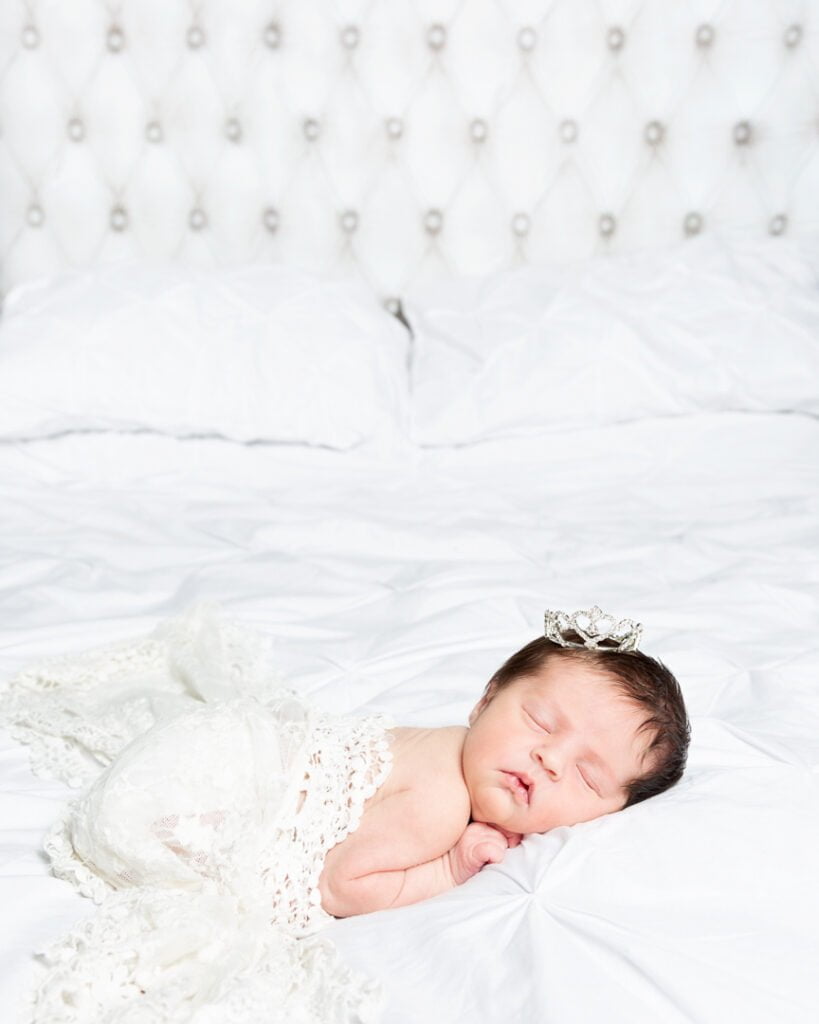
[463,612,690,835]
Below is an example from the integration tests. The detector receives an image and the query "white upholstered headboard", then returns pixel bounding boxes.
[1,0,817,306]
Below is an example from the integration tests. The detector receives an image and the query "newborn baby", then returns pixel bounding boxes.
[0,605,689,1021]
[321,608,690,916]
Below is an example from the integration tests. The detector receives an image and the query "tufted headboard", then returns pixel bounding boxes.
[1,0,817,306]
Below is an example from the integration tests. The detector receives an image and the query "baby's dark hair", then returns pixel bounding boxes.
[486,632,690,807]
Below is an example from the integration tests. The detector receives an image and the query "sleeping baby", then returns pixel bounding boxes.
[320,606,689,915]
[1,604,689,1022]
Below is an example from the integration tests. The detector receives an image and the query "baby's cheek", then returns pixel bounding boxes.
[479,789,514,826]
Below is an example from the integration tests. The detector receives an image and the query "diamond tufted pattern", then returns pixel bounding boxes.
[0,0,817,303]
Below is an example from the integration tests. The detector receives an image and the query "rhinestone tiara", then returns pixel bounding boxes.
[544,606,643,653]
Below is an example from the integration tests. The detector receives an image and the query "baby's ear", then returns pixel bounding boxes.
[468,681,498,725]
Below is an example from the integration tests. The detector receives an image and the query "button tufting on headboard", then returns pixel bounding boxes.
[644,121,665,147]
[511,213,530,238]
[469,119,488,144]
[599,213,617,238]
[424,210,443,236]
[733,121,753,146]
[189,208,207,231]
[224,118,242,143]
[110,206,129,232]
[684,212,704,237]
[341,25,360,50]
[262,207,279,233]
[783,24,802,49]
[68,118,85,142]
[107,25,125,53]
[517,27,537,53]
[187,24,205,50]
[606,26,625,52]
[427,24,446,51]
[263,21,282,49]
[26,204,44,228]
[385,117,403,141]
[21,24,40,49]
[340,210,359,234]
[0,1,817,302]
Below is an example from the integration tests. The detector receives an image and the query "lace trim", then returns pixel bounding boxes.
[263,709,394,935]
[45,806,114,905]
[0,604,282,788]
[28,888,383,1024]
[2,606,393,1022]
[39,698,394,932]
[0,636,167,788]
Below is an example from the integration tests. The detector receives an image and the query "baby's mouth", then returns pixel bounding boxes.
[502,771,532,805]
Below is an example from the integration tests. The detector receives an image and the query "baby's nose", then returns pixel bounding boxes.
[532,741,566,779]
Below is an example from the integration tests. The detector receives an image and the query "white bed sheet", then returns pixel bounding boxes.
[1,412,818,1023]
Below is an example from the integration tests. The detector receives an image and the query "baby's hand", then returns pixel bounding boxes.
[448,822,521,886]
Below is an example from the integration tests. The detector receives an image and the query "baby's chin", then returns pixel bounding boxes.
[491,824,524,846]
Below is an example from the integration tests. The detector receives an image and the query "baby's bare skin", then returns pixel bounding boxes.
[319,726,475,917]
[319,661,651,918]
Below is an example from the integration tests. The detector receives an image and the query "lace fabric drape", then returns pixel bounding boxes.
[0,606,393,1024]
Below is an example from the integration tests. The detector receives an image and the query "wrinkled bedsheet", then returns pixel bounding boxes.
[2,413,818,1023]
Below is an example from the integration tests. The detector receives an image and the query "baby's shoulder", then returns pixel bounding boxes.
[387,724,467,773]
[383,725,470,820]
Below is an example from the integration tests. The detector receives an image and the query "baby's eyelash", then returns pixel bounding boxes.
[525,709,550,731]
[579,769,599,795]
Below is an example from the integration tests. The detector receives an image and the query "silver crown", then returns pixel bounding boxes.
[544,606,642,652]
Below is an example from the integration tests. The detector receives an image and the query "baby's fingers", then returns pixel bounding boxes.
[474,836,507,866]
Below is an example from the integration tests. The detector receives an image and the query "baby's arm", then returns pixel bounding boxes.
[319,791,514,917]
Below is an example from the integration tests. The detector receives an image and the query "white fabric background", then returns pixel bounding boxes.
[1,411,818,1023]
[1,0,818,300]
[1,2,818,1019]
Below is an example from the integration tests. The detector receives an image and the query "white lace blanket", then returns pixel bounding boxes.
[0,607,393,1024]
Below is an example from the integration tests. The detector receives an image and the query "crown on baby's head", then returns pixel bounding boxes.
[544,606,643,653]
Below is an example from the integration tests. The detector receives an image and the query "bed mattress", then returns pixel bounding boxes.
[1,412,818,1022]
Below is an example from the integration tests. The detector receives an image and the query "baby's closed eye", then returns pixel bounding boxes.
[525,709,550,731]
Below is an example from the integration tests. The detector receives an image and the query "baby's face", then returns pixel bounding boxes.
[462,658,652,836]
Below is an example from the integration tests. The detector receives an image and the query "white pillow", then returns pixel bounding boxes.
[404,236,819,445]
[0,264,410,450]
